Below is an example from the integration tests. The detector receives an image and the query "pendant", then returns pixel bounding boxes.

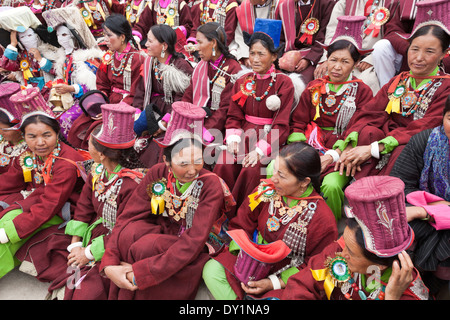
[34,172,43,184]
[0,154,10,167]
[92,11,102,20]
[325,95,336,108]
[400,91,417,108]
[95,181,106,194]
[267,216,280,232]
[172,198,182,208]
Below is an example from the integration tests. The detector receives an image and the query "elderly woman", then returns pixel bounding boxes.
[336,17,450,180]
[289,16,374,220]
[203,142,338,300]
[181,22,242,135]
[212,19,296,218]
[133,24,193,168]
[390,96,450,296]
[99,101,234,299]
[0,89,84,279]
[283,176,430,300]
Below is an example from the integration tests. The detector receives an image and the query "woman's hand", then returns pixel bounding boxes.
[405,206,428,222]
[28,48,42,62]
[53,83,75,95]
[227,141,239,155]
[241,277,285,296]
[67,246,91,268]
[295,58,311,73]
[385,251,414,300]
[335,145,371,177]
[9,31,18,47]
[104,262,138,291]
[242,150,261,168]
[320,154,334,172]
[355,61,372,72]
[314,61,328,79]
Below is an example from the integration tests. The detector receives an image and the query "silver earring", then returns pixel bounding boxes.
[161,49,165,58]
[212,46,216,57]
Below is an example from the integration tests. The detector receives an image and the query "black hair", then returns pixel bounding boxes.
[149,24,184,60]
[327,39,361,63]
[0,110,13,127]
[102,14,139,49]
[409,25,450,54]
[20,114,60,135]
[444,93,450,116]
[197,22,236,61]
[60,23,87,50]
[346,218,398,267]
[162,137,203,164]
[90,125,144,169]
[278,141,322,194]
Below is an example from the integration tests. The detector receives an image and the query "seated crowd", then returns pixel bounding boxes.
[0,0,449,301]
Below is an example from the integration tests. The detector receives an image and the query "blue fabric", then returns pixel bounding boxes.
[419,125,450,201]
[4,48,18,61]
[40,58,53,73]
[254,18,283,49]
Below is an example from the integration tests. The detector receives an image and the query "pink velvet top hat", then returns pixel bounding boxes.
[155,101,209,148]
[8,87,55,130]
[92,102,137,149]
[344,176,414,257]
[318,15,373,55]
[399,0,450,39]
[227,229,291,285]
[0,82,21,123]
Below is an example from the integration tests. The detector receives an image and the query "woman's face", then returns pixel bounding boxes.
[341,226,386,275]
[249,41,277,75]
[18,28,39,51]
[443,111,450,140]
[408,32,447,77]
[24,122,58,158]
[88,135,102,164]
[327,48,356,83]
[0,123,22,144]
[56,25,75,54]
[165,143,204,184]
[270,156,309,198]
[145,30,165,58]
[196,32,216,61]
[103,26,126,52]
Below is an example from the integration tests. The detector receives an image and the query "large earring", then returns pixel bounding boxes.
[161,48,165,58]
[212,46,216,57]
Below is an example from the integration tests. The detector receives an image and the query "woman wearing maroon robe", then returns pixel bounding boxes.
[203,142,338,300]
[181,22,242,135]
[100,135,234,299]
[0,107,84,279]
[133,24,193,168]
[213,19,295,218]
[17,103,146,300]
[336,24,450,179]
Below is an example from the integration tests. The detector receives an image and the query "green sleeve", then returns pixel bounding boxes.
[65,220,89,238]
[378,136,399,154]
[90,235,106,261]
[280,266,299,285]
[341,131,359,150]
[332,139,345,151]
[287,132,306,144]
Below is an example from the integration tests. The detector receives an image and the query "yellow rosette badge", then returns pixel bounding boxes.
[19,152,34,183]
[147,179,167,215]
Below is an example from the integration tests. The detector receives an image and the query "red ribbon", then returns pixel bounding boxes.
[299,32,313,45]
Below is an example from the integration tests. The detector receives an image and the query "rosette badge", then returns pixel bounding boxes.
[147,179,167,215]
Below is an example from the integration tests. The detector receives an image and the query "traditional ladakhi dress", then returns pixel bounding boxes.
[289,76,374,220]
[319,0,400,94]
[181,55,242,134]
[17,163,147,300]
[99,163,234,300]
[0,138,28,176]
[213,66,294,218]
[276,0,336,84]
[282,237,430,300]
[131,0,193,44]
[229,0,281,62]
[203,181,338,300]
[124,0,151,27]
[337,69,450,178]
[188,0,239,46]
[76,0,126,40]
[133,54,193,167]
[390,126,450,295]
[0,142,85,279]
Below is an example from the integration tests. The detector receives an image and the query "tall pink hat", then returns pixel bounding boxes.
[0,82,21,123]
[399,0,450,39]
[7,87,55,130]
[318,15,373,55]
[155,101,210,148]
[92,102,137,149]
[344,176,414,257]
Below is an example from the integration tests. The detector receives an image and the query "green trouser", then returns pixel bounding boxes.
[0,209,63,279]
[320,171,350,221]
[202,259,238,300]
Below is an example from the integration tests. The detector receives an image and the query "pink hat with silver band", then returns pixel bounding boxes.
[92,102,136,149]
[318,15,373,55]
[0,82,21,123]
[7,87,55,130]
[399,0,450,39]
[344,176,414,257]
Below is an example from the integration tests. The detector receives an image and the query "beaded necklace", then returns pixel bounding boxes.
[251,71,276,101]
[341,273,386,300]
[32,142,61,185]
[209,57,226,85]
[319,85,351,116]
[63,55,74,84]
[400,79,434,117]
[111,53,128,76]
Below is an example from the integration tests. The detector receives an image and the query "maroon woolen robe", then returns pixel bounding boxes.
[99,163,231,300]
[16,168,144,300]
[212,186,338,300]
[341,72,450,177]
[213,70,294,218]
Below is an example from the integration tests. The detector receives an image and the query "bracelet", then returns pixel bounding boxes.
[268,274,281,290]
[67,241,83,253]
[324,149,340,163]
[85,245,95,260]
[370,141,380,159]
